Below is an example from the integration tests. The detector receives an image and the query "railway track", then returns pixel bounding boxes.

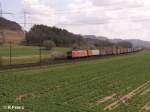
[0,51,141,70]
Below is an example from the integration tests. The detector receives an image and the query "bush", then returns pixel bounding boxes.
[0,41,4,46]
[43,40,56,50]
[0,56,2,66]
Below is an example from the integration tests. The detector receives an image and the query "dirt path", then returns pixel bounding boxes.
[140,102,150,112]
[104,80,150,111]
[16,93,37,102]
[96,94,116,104]
[140,88,150,96]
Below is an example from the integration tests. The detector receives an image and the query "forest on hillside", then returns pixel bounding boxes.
[26,25,132,49]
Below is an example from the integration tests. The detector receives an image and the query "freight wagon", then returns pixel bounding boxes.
[68,50,88,58]
[112,48,118,55]
[68,47,142,59]
[100,48,107,56]
[87,50,100,56]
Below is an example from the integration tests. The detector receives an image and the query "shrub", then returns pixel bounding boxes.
[0,56,2,66]
[43,40,56,50]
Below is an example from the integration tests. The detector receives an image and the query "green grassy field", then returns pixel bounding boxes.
[0,44,71,65]
[0,44,70,56]
[0,50,150,112]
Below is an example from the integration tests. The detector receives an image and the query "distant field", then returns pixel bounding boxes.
[0,44,71,65]
[0,30,25,44]
[0,50,150,112]
[0,44,70,56]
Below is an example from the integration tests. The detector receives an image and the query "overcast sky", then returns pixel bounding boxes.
[1,0,150,41]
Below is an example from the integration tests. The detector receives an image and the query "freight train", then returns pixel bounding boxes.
[67,47,142,58]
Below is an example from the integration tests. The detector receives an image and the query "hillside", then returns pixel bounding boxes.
[83,35,150,48]
[110,39,150,48]
[26,25,88,48]
[1,17,149,47]
[83,35,108,41]
[127,39,150,48]
[0,17,25,44]
[26,25,133,48]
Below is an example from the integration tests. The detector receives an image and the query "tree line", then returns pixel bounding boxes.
[25,25,132,50]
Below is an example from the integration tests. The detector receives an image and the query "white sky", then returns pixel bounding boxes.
[1,0,150,41]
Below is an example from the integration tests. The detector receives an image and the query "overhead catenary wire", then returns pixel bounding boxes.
[0,2,2,17]
[0,2,14,17]
[1,2,150,28]
[3,10,150,27]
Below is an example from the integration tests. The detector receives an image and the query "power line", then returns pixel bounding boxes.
[1,3,147,28]
[23,11,27,28]
[19,11,32,29]
[58,22,108,26]
[0,2,14,17]
[17,6,135,16]
[0,2,2,17]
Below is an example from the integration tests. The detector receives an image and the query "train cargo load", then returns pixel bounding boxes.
[68,50,88,58]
